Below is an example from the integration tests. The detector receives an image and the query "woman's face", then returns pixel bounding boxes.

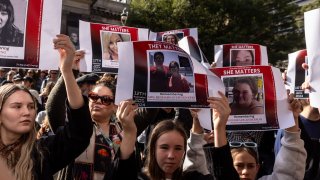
[233,83,254,107]
[89,86,116,122]
[233,151,259,180]
[169,65,179,74]
[166,35,176,45]
[235,50,253,66]
[109,34,122,55]
[0,90,36,138]
[155,130,185,179]
[0,10,8,29]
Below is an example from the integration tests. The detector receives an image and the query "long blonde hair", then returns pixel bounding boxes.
[0,84,37,180]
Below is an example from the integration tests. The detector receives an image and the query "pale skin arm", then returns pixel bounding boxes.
[53,34,83,109]
[286,94,301,132]
[190,109,204,134]
[117,100,138,160]
[207,91,231,148]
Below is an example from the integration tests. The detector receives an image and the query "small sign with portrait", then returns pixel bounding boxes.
[79,20,149,73]
[149,28,198,45]
[211,66,295,130]
[214,44,269,67]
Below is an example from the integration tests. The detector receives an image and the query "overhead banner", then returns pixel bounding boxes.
[0,0,62,69]
[210,66,294,131]
[304,8,320,108]
[287,49,309,99]
[115,41,224,108]
[79,20,149,73]
[214,44,268,67]
[149,28,198,45]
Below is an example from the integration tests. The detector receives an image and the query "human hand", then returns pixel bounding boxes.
[210,61,217,68]
[207,91,231,130]
[53,34,76,72]
[286,94,301,132]
[116,99,138,133]
[72,50,85,70]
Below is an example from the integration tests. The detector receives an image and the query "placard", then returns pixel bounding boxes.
[149,28,198,45]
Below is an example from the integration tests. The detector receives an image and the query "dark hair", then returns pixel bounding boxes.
[233,77,258,96]
[0,0,23,47]
[154,52,164,61]
[144,120,187,180]
[169,61,179,69]
[95,76,116,97]
[231,50,254,66]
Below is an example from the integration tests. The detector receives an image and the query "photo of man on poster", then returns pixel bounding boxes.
[149,51,169,92]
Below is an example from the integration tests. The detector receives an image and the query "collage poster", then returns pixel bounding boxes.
[214,44,268,68]
[0,0,62,69]
[79,20,149,73]
[287,49,309,99]
[210,66,294,131]
[115,41,224,108]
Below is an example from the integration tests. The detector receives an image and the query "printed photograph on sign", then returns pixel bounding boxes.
[161,32,184,45]
[147,50,196,102]
[229,49,255,66]
[100,31,131,68]
[0,0,27,60]
[223,75,265,115]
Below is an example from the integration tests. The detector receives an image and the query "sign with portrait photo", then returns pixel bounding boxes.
[149,28,198,45]
[286,49,309,99]
[214,44,268,67]
[79,20,149,73]
[0,0,62,69]
[211,66,295,131]
[115,41,225,108]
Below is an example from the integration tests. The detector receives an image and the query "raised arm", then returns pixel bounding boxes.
[53,34,83,109]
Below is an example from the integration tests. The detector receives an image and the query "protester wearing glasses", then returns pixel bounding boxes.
[209,92,306,180]
[45,50,124,180]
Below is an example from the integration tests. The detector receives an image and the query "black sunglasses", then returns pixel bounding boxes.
[88,92,114,106]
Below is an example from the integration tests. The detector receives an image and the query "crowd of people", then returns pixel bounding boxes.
[0,32,319,180]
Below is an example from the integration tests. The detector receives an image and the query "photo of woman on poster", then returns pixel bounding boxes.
[168,61,190,92]
[228,76,264,115]
[163,34,179,45]
[231,49,254,66]
[0,0,24,47]
[101,31,131,63]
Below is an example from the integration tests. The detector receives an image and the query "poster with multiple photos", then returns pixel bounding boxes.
[304,8,320,108]
[149,28,198,45]
[210,66,295,131]
[115,41,224,108]
[0,0,62,69]
[287,49,309,99]
[79,20,149,73]
[214,44,268,67]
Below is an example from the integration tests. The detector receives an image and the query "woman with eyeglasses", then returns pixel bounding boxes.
[45,50,124,179]
[209,92,306,180]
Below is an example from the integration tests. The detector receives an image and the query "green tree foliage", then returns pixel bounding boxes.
[127,0,305,65]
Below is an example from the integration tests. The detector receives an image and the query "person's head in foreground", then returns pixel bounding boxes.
[144,120,187,180]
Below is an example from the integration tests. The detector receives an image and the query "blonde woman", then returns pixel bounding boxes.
[0,34,92,180]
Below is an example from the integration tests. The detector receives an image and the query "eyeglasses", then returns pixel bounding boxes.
[88,92,114,106]
[229,141,259,160]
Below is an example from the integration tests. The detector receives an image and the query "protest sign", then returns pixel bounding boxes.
[287,49,309,99]
[149,28,198,45]
[304,8,320,108]
[0,0,62,69]
[214,44,268,67]
[79,20,149,73]
[115,41,224,108]
[178,36,211,68]
[210,66,294,130]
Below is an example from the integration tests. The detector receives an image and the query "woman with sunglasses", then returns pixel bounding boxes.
[46,51,123,179]
[209,93,306,180]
